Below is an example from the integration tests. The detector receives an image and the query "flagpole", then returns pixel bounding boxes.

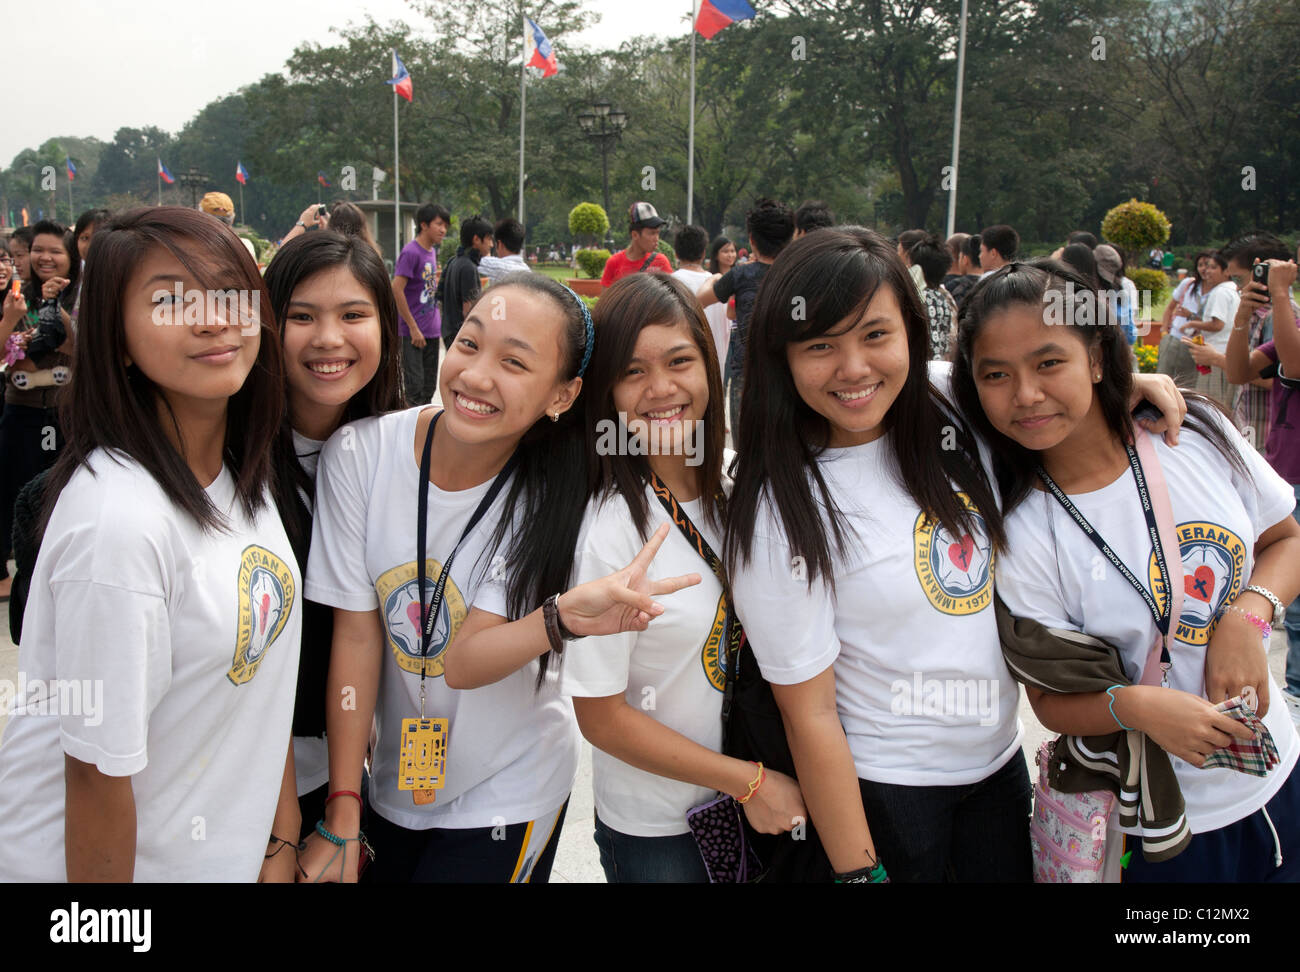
[67,175,73,222]
[393,80,401,260]
[945,0,969,239]
[687,0,697,226]
[239,181,245,224]
[157,169,162,207]
[518,14,527,224]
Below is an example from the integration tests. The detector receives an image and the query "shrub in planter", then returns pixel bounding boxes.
[1101,199,1171,259]
[575,248,611,280]
[1126,266,1170,303]
[569,203,610,247]
[656,239,677,269]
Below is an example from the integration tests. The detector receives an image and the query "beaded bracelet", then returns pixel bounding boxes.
[1219,604,1272,641]
[736,762,765,804]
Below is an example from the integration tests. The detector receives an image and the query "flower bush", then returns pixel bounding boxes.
[1102,199,1172,255]
[569,203,610,246]
[575,248,611,280]
[1134,343,1159,373]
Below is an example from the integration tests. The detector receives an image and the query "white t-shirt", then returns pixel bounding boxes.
[479,252,531,283]
[0,451,301,881]
[305,406,579,830]
[552,483,729,837]
[1168,278,1203,340]
[290,429,330,797]
[731,429,1023,786]
[995,416,1300,834]
[1201,281,1241,353]
[673,266,730,369]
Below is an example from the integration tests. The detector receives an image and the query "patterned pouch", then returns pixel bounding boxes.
[1202,695,1280,776]
[686,793,762,884]
[1030,739,1115,883]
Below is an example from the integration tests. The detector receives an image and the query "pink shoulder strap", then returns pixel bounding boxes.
[1134,429,1183,686]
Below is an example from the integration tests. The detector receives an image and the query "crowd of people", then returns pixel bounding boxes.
[0,189,1297,886]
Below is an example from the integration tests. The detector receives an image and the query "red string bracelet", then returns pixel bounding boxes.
[325,790,362,807]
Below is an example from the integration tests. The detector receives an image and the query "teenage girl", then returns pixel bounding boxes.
[261,231,404,875]
[953,260,1300,882]
[444,272,805,883]
[297,273,598,883]
[0,206,301,880]
[720,228,1187,883]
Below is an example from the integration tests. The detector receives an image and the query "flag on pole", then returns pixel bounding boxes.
[65,156,77,181]
[318,172,333,188]
[386,50,413,101]
[695,0,756,38]
[235,161,249,185]
[525,18,559,77]
[158,158,175,184]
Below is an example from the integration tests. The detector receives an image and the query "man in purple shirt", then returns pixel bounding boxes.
[1224,253,1300,725]
[393,203,450,406]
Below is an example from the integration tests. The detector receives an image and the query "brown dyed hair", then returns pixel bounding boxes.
[43,206,284,533]
[582,271,727,536]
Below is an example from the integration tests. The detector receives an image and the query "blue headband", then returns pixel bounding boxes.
[560,283,595,377]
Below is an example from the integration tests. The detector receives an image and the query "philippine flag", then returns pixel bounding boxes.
[695,0,756,39]
[236,161,249,185]
[158,158,175,184]
[65,156,77,181]
[318,172,333,188]
[386,50,413,102]
[526,18,558,77]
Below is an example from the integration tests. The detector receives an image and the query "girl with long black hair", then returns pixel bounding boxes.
[444,273,805,882]
[297,273,644,883]
[952,260,1300,882]
[0,207,300,880]
[260,231,404,878]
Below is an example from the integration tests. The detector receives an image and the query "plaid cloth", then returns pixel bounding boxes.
[1202,695,1281,776]
[1231,304,1280,450]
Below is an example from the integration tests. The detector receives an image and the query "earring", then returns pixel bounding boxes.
[550,412,558,422]
[1094,373,1102,381]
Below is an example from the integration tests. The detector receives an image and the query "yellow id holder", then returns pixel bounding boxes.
[398,717,448,805]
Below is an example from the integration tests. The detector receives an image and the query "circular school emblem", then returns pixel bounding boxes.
[228,545,295,685]
[913,493,994,616]
[700,593,731,693]
[1149,520,1245,647]
[375,561,469,677]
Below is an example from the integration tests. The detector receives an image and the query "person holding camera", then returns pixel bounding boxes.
[1222,251,1300,730]
[281,203,330,246]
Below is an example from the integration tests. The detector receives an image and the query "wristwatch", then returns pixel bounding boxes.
[1242,585,1285,626]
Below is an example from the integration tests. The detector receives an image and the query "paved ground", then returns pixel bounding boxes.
[2,569,1289,882]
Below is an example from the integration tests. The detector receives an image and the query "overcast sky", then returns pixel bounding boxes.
[4,0,694,164]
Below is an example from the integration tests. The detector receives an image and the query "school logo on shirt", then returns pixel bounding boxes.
[913,493,994,616]
[375,561,469,677]
[228,545,295,686]
[1149,520,1245,647]
[700,593,731,693]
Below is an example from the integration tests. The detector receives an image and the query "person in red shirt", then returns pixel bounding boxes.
[601,202,673,287]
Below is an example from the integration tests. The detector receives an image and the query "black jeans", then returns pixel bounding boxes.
[857,751,1032,882]
[0,402,61,578]
[401,335,440,407]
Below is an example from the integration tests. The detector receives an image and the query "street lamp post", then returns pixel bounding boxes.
[176,167,211,208]
[577,101,627,245]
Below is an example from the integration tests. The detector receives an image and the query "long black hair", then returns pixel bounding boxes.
[263,230,405,556]
[724,226,1005,589]
[478,273,593,679]
[951,260,1248,514]
[41,206,284,534]
[706,236,733,275]
[581,272,727,538]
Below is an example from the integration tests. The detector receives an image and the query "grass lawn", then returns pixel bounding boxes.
[533,264,580,282]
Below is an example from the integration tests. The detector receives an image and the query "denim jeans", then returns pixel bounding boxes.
[1285,483,1300,696]
[856,751,1032,882]
[593,815,709,883]
[724,339,745,431]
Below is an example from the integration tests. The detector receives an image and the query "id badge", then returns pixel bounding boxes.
[398,717,448,804]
